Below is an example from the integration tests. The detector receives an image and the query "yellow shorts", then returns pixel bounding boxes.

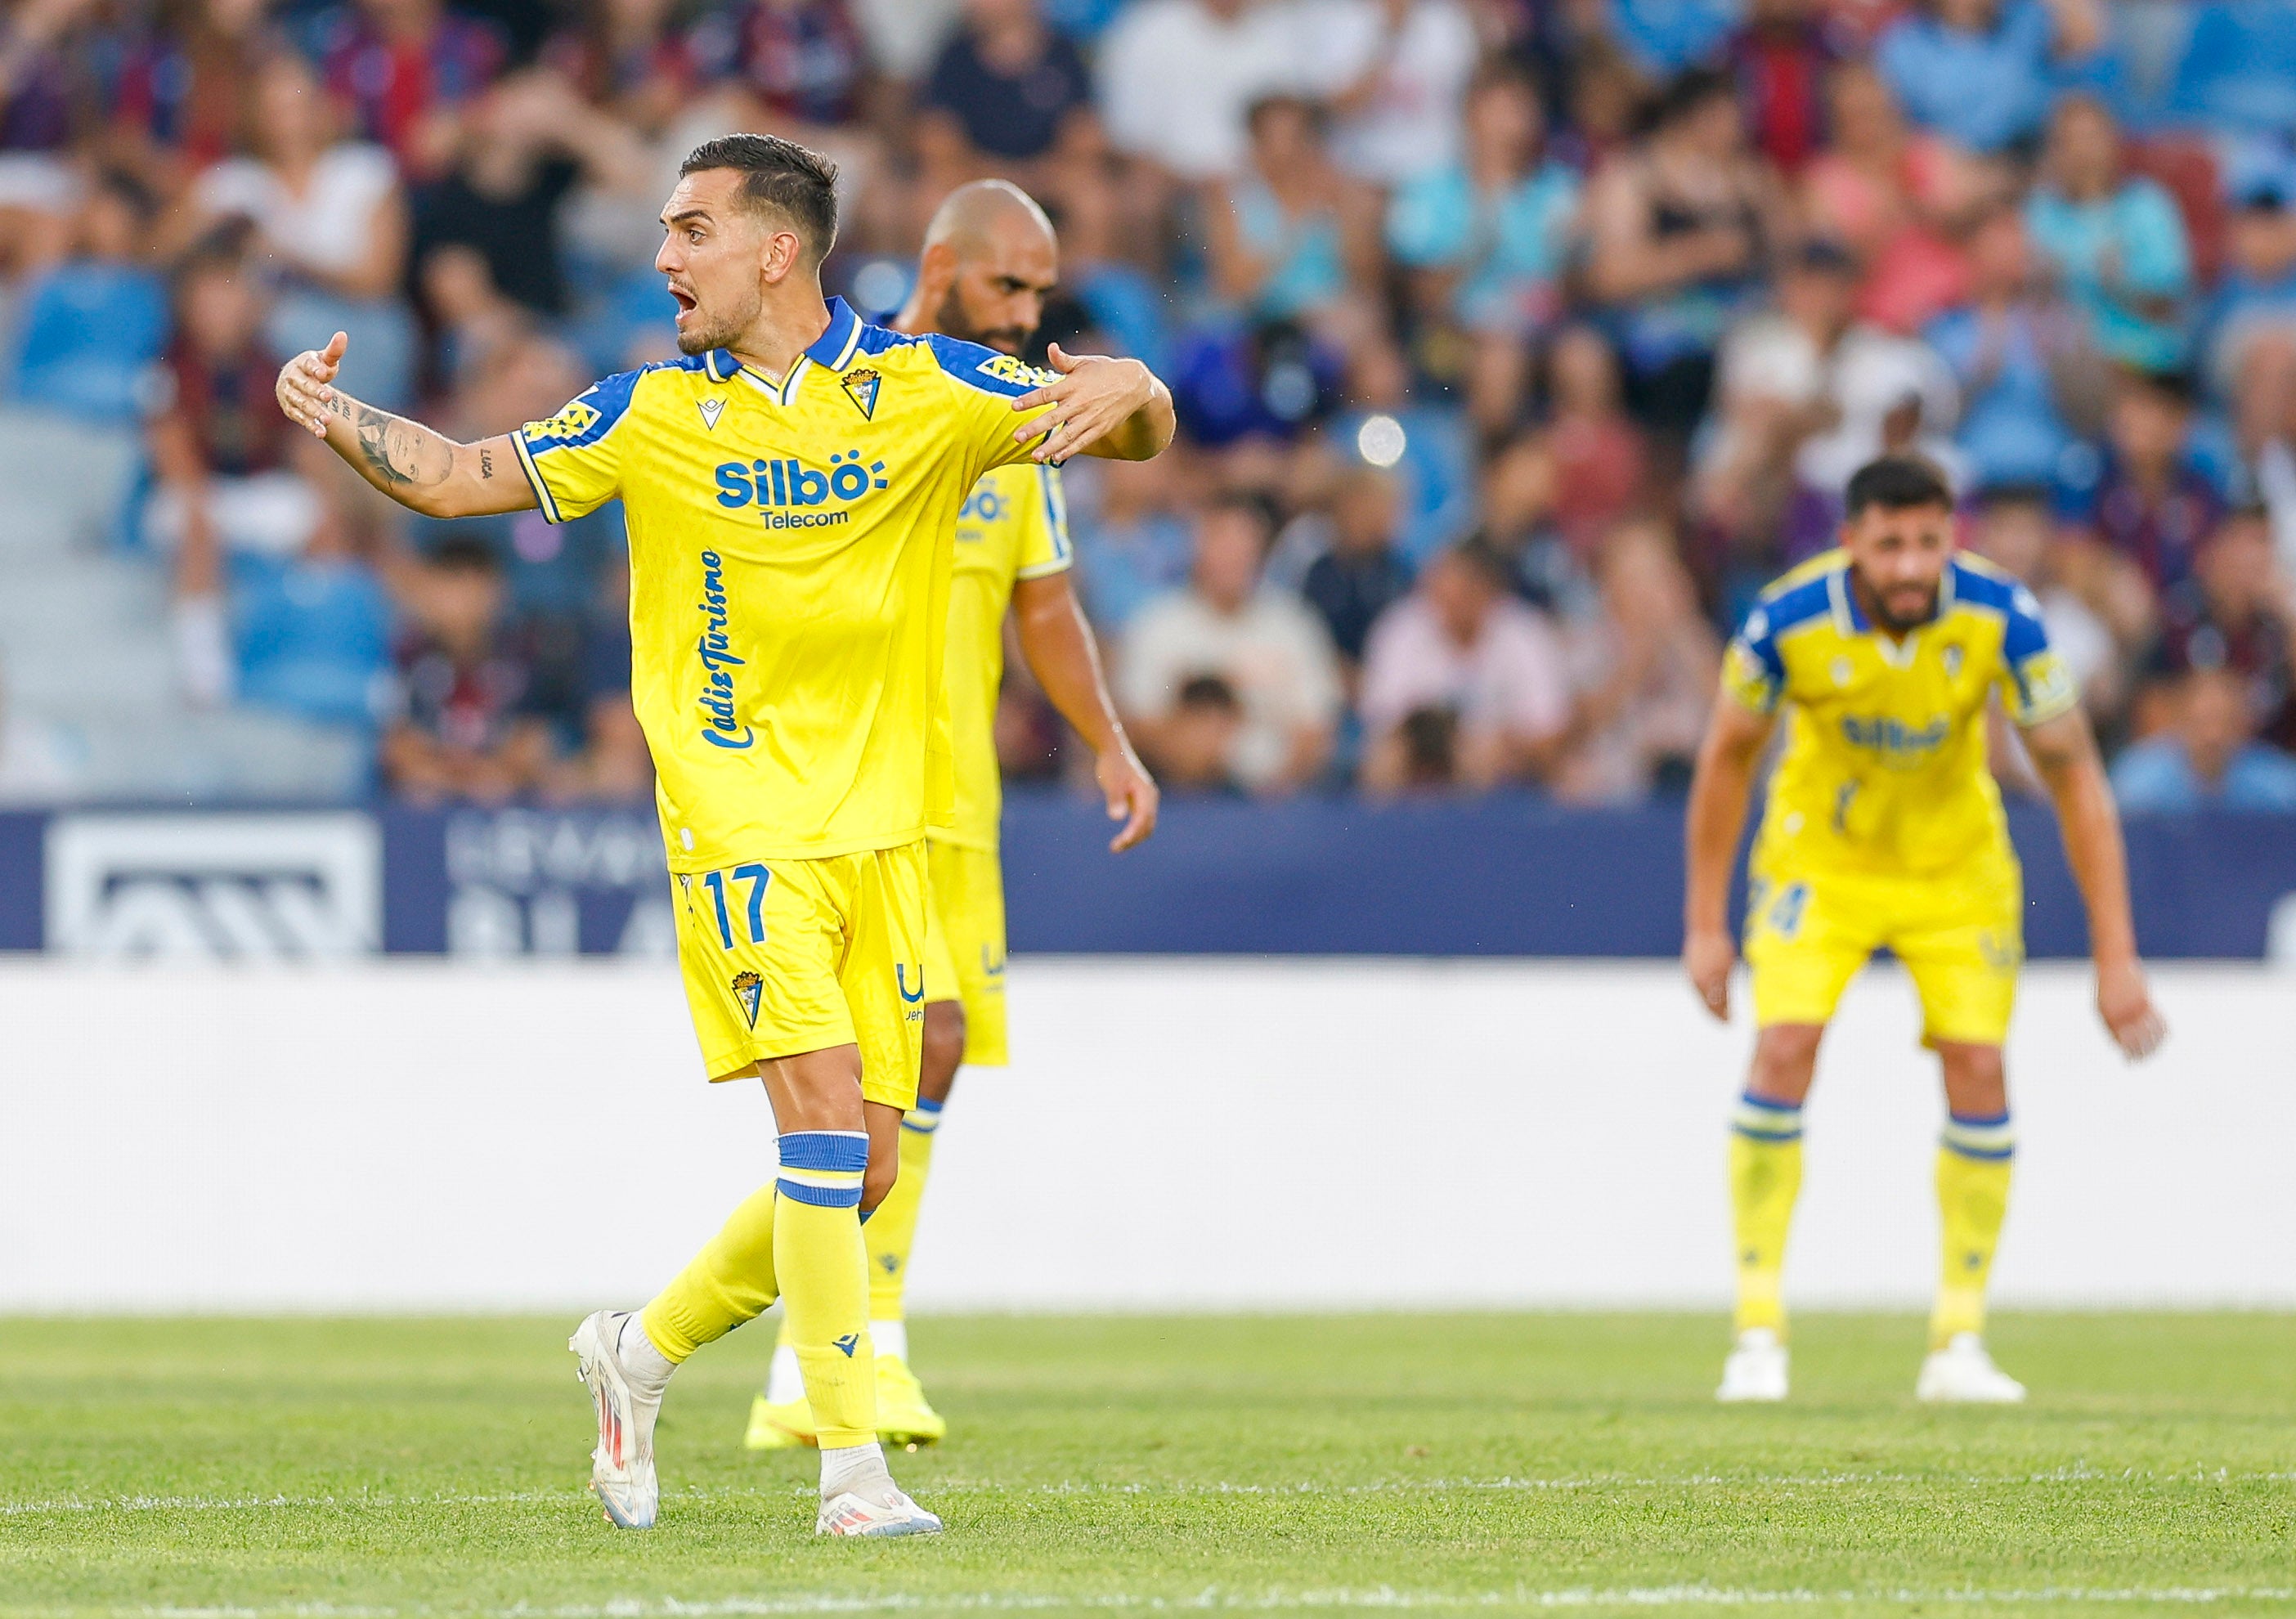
[920,838,1009,1066]
[1744,853,2024,1046]
[672,841,928,1110]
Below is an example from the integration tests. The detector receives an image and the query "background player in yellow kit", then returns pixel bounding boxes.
[748,181,1159,1452]
[274,133,1173,1536]
[1682,455,2165,1406]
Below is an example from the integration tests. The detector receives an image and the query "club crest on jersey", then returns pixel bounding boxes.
[697,396,725,431]
[841,366,881,420]
[731,970,763,1029]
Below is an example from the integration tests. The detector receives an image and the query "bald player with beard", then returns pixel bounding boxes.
[747,180,1161,1452]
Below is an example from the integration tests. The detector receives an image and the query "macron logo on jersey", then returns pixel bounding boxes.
[714,453,890,529]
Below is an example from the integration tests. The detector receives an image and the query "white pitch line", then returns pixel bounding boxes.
[51,1586,2296,1617]
[4,1469,2290,1520]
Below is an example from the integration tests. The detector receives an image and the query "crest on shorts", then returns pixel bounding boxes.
[841,367,881,420]
[730,970,763,1029]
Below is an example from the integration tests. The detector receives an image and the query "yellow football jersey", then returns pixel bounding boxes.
[1723,549,2078,877]
[512,298,1054,872]
[937,461,1073,853]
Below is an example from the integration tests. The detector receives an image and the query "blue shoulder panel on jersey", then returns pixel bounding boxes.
[1949,558,2052,661]
[923,332,1052,398]
[524,354,715,453]
[1757,571,1839,637]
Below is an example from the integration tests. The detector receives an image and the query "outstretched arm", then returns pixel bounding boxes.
[1682,694,1775,1021]
[2023,707,2167,1059]
[1013,571,1159,852]
[1007,343,1177,466]
[276,333,535,520]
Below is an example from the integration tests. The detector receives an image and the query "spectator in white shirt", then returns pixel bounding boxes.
[173,51,417,407]
[1359,539,1574,792]
[1119,494,1345,794]
[1096,0,1309,180]
[1305,0,1480,186]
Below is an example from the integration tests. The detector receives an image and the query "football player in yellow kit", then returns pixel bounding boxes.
[747,180,1160,1452]
[274,134,1173,1536]
[1683,455,2165,1405]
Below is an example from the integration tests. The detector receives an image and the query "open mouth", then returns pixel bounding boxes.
[668,284,697,318]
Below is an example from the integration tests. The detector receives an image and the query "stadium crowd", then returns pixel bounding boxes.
[6,0,2296,810]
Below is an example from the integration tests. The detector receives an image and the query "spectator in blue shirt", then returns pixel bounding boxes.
[1926,204,2102,491]
[6,170,168,424]
[2112,665,2296,811]
[1876,0,2110,155]
[1388,62,1581,434]
[2204,155,2296,403]
[2025,93,2191,373]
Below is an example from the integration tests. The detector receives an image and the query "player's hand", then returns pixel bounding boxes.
[2096,956,2166,1060]
[1010,345,1154,464]
[276,332,348,437]
[1684,927,1737,1022]
[1096,741,1159,854]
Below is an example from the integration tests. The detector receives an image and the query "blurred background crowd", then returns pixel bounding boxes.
[5,0,2296,813]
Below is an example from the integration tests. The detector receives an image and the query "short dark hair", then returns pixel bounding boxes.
[1974,481,2053,518]
[2119,364,2199,410]
[1844,455,1954,518]
[1175,673,1241,714]
[429,534,502,576]
[680,133,841,263]
[1204,491,1280,546]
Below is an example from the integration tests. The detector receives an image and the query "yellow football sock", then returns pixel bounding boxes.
[1729,1094,1805,1337]
[1932,1111,2014,1348]
[865,1097,942,1326]
[641,1181,781,1364]
[772,1130,877,1447]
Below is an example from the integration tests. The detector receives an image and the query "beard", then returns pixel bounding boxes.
[677,284,762,356]
[1864,577,1940,633]
[936,284,1025,355]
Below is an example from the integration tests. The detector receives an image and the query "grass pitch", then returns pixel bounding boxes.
[0,1312,2290,1617]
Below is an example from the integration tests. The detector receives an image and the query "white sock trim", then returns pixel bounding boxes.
[617,1312,675,1399]
[870,1318,908,1363]
[819,1438,887,1499]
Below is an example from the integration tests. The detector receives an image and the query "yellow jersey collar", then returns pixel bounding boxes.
[729,298,866,407]
[805,297,864,371]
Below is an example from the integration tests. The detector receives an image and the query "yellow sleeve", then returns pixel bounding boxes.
[1013,464,1074,581]
[920,334,1061,485]
[511,368,645,523]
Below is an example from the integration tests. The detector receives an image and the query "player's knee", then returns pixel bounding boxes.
[1937,1041,2007,1112]
[1748,1023,1823,1102]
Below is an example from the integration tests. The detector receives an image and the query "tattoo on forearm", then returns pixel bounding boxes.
[348,401,451,489]
[480,448,496,480]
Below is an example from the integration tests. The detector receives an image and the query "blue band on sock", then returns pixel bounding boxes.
[778,1131,870,1173]
[1940,1110,2016,1160]
[902,1096,945,1135]
[778,1177,864,1209]
[1731,1092,1804,1142]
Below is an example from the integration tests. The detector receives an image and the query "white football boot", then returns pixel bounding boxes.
[1917,1332,2028,1404]
[1715,1326,1790,1402]
[816,1482,945,1538]
[570,1309,663,1528]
